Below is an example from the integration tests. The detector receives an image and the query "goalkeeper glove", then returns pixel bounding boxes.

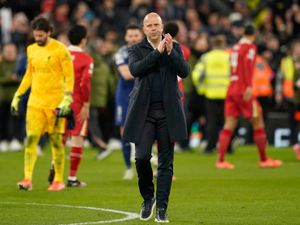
[11,93,21,116]
[57,94,72,117]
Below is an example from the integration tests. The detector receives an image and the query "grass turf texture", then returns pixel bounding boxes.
[0,145,299,225]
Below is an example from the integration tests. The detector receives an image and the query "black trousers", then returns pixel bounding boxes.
[135,102,174,210]
[205,99,224,152]
[0,101,23,142]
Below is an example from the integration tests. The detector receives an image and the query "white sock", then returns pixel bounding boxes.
[68,176,77,181]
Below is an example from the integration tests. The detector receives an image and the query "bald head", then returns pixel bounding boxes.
[143,12,162,26]
[143,12,163,44]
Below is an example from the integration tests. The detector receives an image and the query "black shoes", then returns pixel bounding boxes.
[140,198,156,221]
[139,199,169,223]
[155,208,169,223]
[67,179,86,187]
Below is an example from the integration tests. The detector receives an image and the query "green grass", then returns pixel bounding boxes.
[0,145,299,225]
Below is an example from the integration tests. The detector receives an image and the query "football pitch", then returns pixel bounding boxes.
[0,145,299,225]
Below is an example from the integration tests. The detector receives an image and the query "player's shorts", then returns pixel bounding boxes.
[225,94,262,119]
[115,98,129,127]
[68,103,88,137]
[26,106,66,136]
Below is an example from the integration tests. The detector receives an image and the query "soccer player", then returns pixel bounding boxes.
[216,23,282,169]
[114,24,143,180]
[11,17,74,191]
[290,40,300,160]
[66,24,93,187]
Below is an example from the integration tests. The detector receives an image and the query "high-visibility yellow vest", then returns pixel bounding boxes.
[191,56,206,95]
[281,56,294,98]
[192,49,230,99]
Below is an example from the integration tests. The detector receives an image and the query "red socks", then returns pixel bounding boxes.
[69,147,82,177]
[217,129,232,162]
[253,128,267,162]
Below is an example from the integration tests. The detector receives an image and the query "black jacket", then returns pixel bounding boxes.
[123,37,189,144]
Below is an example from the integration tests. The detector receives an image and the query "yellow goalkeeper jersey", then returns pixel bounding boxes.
[16,38,74,109]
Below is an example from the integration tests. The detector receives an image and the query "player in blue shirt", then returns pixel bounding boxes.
[114,24,143,180]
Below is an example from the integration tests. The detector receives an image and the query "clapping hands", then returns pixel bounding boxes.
[157,33,173,54]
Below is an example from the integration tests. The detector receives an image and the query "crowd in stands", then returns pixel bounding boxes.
[1,0,300,152]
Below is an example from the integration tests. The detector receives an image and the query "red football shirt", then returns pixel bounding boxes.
[178,44,191,104]
[227,38,257,96]
[181,44,191,61]
[68,46,93,105]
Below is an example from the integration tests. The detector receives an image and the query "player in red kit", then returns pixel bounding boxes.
[164,21,190,104]
[216,24,282,169]
[66,25,93,186]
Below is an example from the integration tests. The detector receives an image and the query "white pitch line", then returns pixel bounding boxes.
[0,202,139,224]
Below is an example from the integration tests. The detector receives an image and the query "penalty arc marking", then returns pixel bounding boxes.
[0,202,139,224]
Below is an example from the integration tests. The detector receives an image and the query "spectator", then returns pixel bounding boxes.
[185,33,209,149]
[10,12,30,52]
[0,43,21,152]
[89,38,118,160]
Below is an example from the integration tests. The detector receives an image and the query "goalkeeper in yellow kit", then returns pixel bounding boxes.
[11,17,74,191]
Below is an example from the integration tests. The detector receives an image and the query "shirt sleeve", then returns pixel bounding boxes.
[128,46,161,78]
[115,48,127,67]
[60,47,74,93]
[167,43,189,78]
[80,57,93,102]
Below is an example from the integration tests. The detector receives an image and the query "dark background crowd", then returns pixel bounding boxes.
[1,0,300,152]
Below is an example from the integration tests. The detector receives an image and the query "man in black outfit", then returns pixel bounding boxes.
[123,12,189,223]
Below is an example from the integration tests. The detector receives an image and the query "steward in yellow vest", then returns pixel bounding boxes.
[191,35,230,153]
[275,55,294,104]
[281,56,294,98]
[191,42,230,99]
[276,40,300,152]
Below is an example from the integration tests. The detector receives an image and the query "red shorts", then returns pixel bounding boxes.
[225,94,262,119]
[68,103,88,137]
